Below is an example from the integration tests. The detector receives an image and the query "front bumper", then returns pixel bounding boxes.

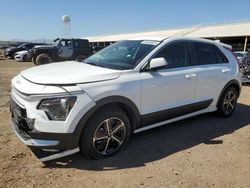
[4,51,9,57]
[10,95,78,150]
[14,55,22,61]
[4,51,13,58]
[10,120,59,147]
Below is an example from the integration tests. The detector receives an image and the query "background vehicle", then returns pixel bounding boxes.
[234,51,250,61]
[238,52,250,83]
[14,50,31,62]
[0,45,10,50]
[4,42,46,59]
[30,38,93,65]
[10,37,241,161]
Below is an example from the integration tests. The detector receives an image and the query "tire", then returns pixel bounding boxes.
[216,86,238,117]
[75,55,86,62]
[32,56,37,65]
[23,54,31,62]
[80,106,131,159]
[36,54,51,65]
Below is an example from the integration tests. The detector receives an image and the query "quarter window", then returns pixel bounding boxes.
[154,42,190,69]
[215,47,228,63]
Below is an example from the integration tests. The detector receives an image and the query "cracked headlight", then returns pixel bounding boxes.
[37,96,77,121]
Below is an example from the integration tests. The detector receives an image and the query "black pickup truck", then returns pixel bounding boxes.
[30,38,93,65]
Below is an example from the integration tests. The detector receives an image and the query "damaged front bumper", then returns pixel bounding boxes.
[10,96,79,162]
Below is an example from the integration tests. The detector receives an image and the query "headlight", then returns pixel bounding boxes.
[37,96,77,121]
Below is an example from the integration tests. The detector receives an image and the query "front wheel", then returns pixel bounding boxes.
[80,106,131,159]
[76,55,86,62]
[23,54,31,62]
[216,87,238,117]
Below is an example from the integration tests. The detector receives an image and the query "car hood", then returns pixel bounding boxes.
[5,47,16,52]
[21,61,122,85]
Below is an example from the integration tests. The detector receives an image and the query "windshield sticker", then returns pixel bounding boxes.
[141,40,160,45]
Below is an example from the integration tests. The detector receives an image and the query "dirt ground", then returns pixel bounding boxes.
[0,55,250,188]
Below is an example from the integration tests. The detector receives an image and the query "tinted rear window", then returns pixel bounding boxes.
[74,40,89,48]
[193,42,228,65]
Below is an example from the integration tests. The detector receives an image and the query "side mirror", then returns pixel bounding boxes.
[148,57,168,71]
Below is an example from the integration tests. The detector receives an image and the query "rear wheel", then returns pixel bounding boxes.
[36,54,52,65]
[216,87,238,117]
[80,106,131,159]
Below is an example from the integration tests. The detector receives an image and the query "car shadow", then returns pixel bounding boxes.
[44,103,250,171]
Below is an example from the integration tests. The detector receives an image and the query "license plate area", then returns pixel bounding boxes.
[10,97,26,119]
[10,96,32,139]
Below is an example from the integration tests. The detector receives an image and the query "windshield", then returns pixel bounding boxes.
[54,40,61,46]
[17,44,26,48]
[83,40,160,70]
[234,52,244,58]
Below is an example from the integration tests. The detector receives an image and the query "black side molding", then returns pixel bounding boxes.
[140,99,213,128]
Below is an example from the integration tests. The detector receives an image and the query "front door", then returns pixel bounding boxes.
[58,40,73,58]
[141,41,198,126]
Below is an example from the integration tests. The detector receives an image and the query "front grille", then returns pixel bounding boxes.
[10,96,33,140]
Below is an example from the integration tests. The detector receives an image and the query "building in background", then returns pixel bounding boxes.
[85,21,250,52]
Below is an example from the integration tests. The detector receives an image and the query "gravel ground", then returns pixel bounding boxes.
[0,57,250,188]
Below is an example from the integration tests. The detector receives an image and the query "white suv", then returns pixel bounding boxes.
[10,37,241,160]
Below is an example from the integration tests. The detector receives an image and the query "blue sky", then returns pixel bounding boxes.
[1,0,250,40]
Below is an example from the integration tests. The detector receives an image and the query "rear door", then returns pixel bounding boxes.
[191,42,230,105]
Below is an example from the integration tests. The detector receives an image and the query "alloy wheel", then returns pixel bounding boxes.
[223,90,237,114]
[92,117,126,155]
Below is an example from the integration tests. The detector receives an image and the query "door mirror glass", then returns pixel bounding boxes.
[149,57,168,70]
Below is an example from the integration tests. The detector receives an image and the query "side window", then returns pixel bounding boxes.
[154,42,190,69]
[193,42,216,65]
[67,40,72,47]
[74,41,79,48]
[60,41,66,47]
[25,44,32,49]
[192,42,227,65]
[214,47,228,63]
[60,40,72,47]
[75,40,87,48]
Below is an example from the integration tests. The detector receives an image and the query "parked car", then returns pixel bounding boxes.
[0,45,10,50]
[237,51,250,83]
[10,37,241,161]
[234,51,249,61]
[14,50,31,62]
[4,43,46,59]
[29,38,93,65]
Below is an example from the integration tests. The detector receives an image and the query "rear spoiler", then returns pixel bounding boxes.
[218,41,240,68]
[214,40,232,49]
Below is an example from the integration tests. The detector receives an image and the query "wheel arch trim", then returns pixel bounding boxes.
[216,79,241,108]
[72,95,141,147]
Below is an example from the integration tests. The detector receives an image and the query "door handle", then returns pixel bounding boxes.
[185,73,196,79]
[222,68,230,73]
